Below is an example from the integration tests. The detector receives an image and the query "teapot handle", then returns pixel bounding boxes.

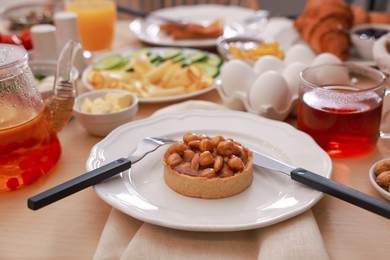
[45,40,82,132]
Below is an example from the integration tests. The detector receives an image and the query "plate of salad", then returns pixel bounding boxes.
[82,47,223,103]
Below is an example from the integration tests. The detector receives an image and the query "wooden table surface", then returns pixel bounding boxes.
[0,20,389,259]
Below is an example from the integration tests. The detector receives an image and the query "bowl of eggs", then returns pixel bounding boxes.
[369,158,390,201]
[216,43,343,120]
[73,89,139,137]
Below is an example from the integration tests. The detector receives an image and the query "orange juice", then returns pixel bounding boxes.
[65,0,116,51]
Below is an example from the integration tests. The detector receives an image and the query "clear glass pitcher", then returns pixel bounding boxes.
[0,41,80,191]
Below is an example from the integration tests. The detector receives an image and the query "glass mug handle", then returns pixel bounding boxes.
[379,89,390,139]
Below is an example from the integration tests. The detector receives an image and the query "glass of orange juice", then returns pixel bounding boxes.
[65,0,117,51]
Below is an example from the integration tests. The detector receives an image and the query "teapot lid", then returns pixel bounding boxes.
[0,44,28,69]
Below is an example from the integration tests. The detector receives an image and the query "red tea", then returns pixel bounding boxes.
[297,86,383,157]
[0,107,61,191]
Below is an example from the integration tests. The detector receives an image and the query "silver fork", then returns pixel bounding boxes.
[28,137,177,210]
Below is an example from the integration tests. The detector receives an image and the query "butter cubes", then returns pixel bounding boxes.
[80,92,133,114]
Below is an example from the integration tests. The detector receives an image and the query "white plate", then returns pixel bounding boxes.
[88,110,332,231]
[82,47,218,103]
[129,5,256,48]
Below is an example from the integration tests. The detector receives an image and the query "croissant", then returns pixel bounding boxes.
[350,5,369,25]
[351,4,390,25]
[294,0,353,60]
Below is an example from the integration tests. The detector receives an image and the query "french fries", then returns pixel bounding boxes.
[87,52,215,98]
[229,42,285,60]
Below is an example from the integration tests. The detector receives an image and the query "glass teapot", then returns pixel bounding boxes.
[0,41,81,191]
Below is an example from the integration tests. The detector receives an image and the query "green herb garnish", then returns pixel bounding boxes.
[34,73,47,81]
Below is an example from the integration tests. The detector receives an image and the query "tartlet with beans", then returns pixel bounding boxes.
[163,133,253,199]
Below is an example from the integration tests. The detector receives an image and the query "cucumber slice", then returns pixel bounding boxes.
[195,62,220,78]
[186,51,208,64]
[148,52,161,63]
[34,73,47,80]
[93,54,125,70]
[161,49,182,61]
[123,62,134,72]
[171,54,185,63]
[131,48,151,58]
[207,57,223,67]
[111,59,130,70]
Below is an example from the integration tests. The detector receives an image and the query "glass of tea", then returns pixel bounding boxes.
[297,63,387,157]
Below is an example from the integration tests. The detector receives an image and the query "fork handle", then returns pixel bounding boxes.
[27,158,131,210]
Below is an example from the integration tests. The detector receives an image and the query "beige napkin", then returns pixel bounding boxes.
[93,101,329,260]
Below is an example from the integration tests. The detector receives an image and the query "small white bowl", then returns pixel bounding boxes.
[29,60,79,100]
[373,32,390,75]
[216,35,264,65]
[368,158,390,202]
[350,23,390,61]
[0,1,61,32]
[73,89,139,137]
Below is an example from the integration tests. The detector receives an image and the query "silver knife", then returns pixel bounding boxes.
[117,6,189,26]
[252,150,390,219]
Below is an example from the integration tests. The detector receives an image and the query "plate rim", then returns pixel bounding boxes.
[128,4,256,48]
[89,110,332,231]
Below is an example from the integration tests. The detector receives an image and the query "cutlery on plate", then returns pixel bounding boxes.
[28,136,390,219]
[27,137,176,210]
[252,150,390,219]
[117,5,190,26]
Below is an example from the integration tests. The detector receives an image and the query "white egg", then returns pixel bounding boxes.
[220,60,256,96]
[282,62,307,97]
[284,44,316,66]
[311,53,342,66]
[253,55,285,75]
[249,71,291,112]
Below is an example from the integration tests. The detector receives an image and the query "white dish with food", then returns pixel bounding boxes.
[89,110,332,232]
[373,32,390,75]
[350,23,390,61]
[82,47,222,103]
[30,60,79,100]
[129,5,257,48]
[0,1,61,33]
[73,89,139,137]
[369,158,390,202]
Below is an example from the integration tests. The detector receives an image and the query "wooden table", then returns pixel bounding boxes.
[1,20,389,259]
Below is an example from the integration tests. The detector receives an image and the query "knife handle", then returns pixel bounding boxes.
[291,168,390,219]
[27,158,132,210]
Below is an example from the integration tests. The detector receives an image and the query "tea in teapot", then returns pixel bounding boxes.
[0,41,80,191]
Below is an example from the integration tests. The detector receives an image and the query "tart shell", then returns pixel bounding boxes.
[163,151,253,199]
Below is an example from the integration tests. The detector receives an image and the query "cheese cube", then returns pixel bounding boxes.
[80,97,94,113]
[80,92,133,114]
[104,93,133,109]
[90,98,114,114]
